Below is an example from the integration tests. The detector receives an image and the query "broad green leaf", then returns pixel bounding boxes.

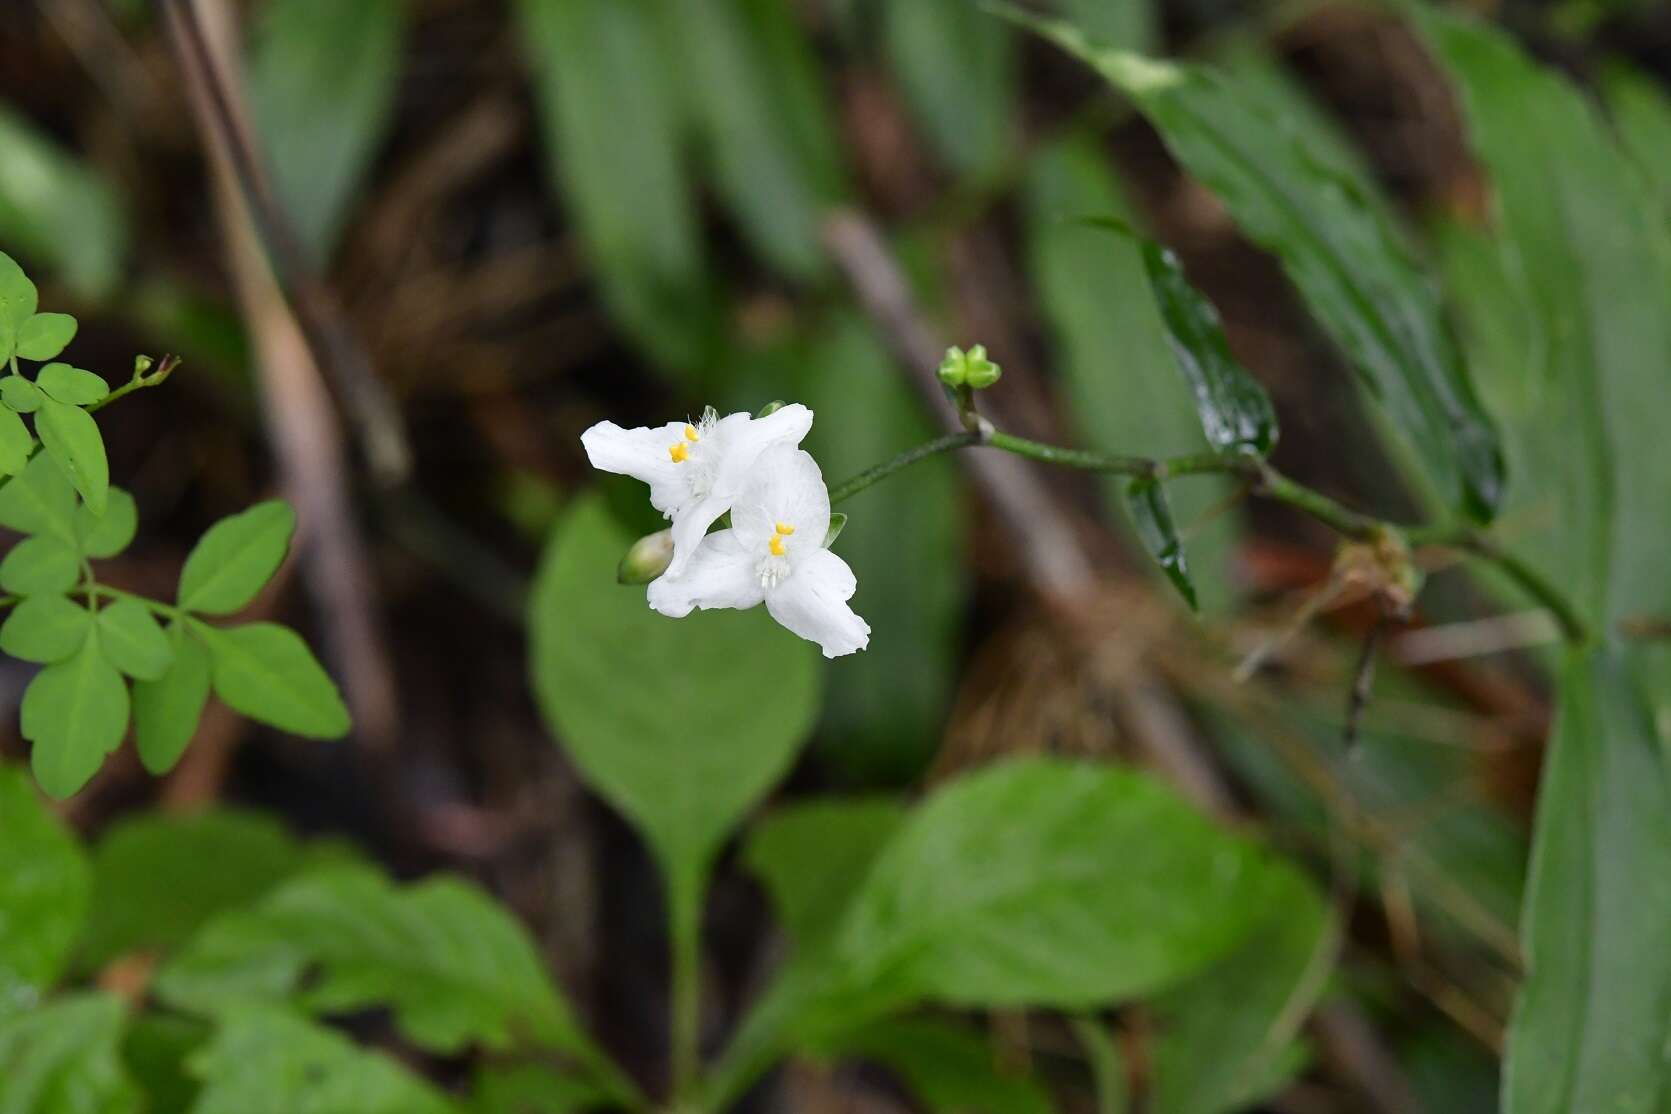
[247,0,407,264]
[189,1007,458,1114]
[35,398,108,516]
[1023,137,1235,609]
[131,627,211,775]
[75,487,138,559]
[195,622,350,739]
[0,535,78,596]
[35,363,109,406]
[745,797,905,952]
[1052,0,1156,52]
[157,865,586,1056]
[797,320,966,780]
[22,634,129,799]
[0,109,128,301]
[1011,10,1504,521]
[660,0,840,278]
[1126,477,1197,611]
[1602,60,1671,214]
[1502,650,1671,1114]
[96,599,175,681]
[0,993,143,1114]
[0,594,93,663]
[1116,226,1277,456]
[1150,864,1333,1114]
[836,758,1274,1008]
[470,1064,616,1114]
[0,453,74,544]
[0,765,90,1020]
[529,497,820,893]
[14,314,76,362]
[120,1013,208,1114]
[1421,11,1671,637]
[516,0,714,368]
[0,376,42,413]
[0,408,27,477]
[80,809,317,971]
[807,1017,1054,1114]
[0,252,36,359]
[177,500,295,615]
[884,0,1016,176]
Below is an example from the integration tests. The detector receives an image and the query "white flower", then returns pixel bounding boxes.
[648,444,870,658]
[580,404,813,577]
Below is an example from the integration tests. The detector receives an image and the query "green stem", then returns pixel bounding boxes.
[829,425,1590,645]
[668,866,707,1108]
[828,431,978,504]
[84,583,182,620]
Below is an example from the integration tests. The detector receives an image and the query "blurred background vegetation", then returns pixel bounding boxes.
[1,0,1668,1109]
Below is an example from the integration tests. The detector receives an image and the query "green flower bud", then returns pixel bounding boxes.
[937,344,1002,390]
[133,355,154,377]
[617,528,674,584]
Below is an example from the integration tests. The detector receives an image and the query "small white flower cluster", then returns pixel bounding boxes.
[581,405,870,658]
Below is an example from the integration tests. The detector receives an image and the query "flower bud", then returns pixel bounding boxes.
[937,344,1001,390]
[617,528,674,584]
[133,355,154,377]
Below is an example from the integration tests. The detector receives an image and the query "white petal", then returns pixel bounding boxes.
[765,548,868,658]
[732,444,831,549]
[666,493,728,578]
[711,404,814,499]
[580,421,687,513]
[647,530,765,617]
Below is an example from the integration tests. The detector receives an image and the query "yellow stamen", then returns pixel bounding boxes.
[769,534,786,557]
[775,522,795,536]
[669,441,689,463]
[684,423,700,441]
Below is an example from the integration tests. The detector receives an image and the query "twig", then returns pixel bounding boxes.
[153,0,410,485]
[1343,612,1388,751]
[163,0,399,749]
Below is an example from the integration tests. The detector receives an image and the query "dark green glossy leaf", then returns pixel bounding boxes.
[1125,477,1196,611]
[0,765,90,1022]
[1502,650,1671,1114]
[247,0,407,264]
[35,398,108,516]
[1023,137,1235,609]
[195,621,350,739]
[0,993,143,1114]
[1009,8,1504,520]
[0,536,78,596]
[14,314,76,362]
[1128,229,1276,455]
[21,634,129,800]
[131,626,211,775]
[177,501,295,614]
